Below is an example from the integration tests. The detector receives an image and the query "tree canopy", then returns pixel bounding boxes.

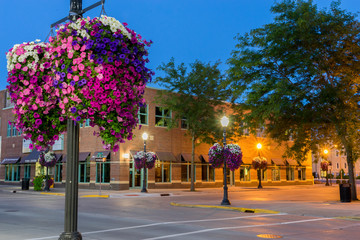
[228,0,360,199]
[155,58,230,190]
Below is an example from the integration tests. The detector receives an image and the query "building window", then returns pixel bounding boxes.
[155,161,171,183]
[181,163,195,182]
[7,123,12,137]
[54,163,63,182]
[155,107,171,127]
[201,163,215,182]
[181,116,188,129]
[79,161,90,183]
[24,164,31,179]
[336,151,339,157]
[96,161,110,183]
[240,166,251,181]
[256,127,265,138]
[12,125,18,137]
[260,169,267,181]
[138,105,148,125]
[5,164,21,181]
[286,166,295,181]
[336,163,339,169]
[298,167,306,180]
[345,163,347,169]
[272,167,281,181]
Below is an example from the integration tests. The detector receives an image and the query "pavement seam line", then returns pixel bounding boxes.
[170,202,279,214]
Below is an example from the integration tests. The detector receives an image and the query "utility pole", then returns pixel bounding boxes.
[56,1,105,239]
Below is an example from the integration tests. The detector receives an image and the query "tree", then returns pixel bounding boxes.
[228,0,360,200]
[155,58,230,191]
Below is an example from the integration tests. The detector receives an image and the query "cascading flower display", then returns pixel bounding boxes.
[6,15,153,152]
[208,143,243,171]
[133,151,156,170]
[321,160,329,171]
[6,41,66,150]
[252,156,268,170]
[38,151,57,167]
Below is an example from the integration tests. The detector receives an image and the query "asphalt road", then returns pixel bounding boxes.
[1,185,360,240]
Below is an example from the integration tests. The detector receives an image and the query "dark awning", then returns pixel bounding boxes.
[1,157,21,164]
[55,154,63,162]
[286,159,298,166]
[91,151,110,161]
[272,158,285,166]
[155,152,177,162]
[21,150,41,164]
[62,152,91,163]
[200,154,209,162]
[180,153,201,163]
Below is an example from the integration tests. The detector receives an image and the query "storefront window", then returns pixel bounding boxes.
[272,167,281,181]
[155,161,171,183]
[138,105,148,125]
[240,166,251,181]
[79,161,90,183]
[181,163,195,182]
[5,164,21,181]
[155,107,171,127]
[54,163,63,182]
[96,161,110,183]
[286,166,295,181]
[201,164,215,182]
[298,167,306,180]
[24,164,31,179]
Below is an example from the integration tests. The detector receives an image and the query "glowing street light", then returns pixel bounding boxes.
[220,116,230,205]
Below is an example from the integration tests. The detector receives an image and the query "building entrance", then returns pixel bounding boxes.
[129,161,148,189]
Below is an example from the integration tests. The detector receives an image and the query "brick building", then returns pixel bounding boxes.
[0,87,313,190]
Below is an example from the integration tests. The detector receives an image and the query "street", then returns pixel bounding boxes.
[1,185,360,240]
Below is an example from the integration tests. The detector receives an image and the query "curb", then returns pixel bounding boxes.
[40,192,65,196]
[170,202,279,214]
[81,194,109,198]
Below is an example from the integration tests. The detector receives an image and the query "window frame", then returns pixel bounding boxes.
[155,106,171,127]
[138,105,148,125]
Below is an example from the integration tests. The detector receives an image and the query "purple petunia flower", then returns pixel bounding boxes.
[108,57,113,62]
[96,58,104,64]
[90,54,95,60]
[101,50,107,55]
[70,81,76,86]
[125,58,130,64]
[59,83,63,89]
[60,72,66,77]
[61,64,66,69]
[71,30,78,36]
[71,107,77,113]
[35,119,42,125]
[75,116,81,122]
[120,54,125,59]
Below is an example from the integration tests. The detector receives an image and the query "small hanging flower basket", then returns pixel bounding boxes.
[320,160,329,171]
[38,151,57,167]
[134,151,156,170]
[208,143,243,171]
[252,156,268,170]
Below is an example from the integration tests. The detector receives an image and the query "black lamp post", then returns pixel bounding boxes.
[220,116,230,205]
[141,132,148,193]
[256,143,263,189]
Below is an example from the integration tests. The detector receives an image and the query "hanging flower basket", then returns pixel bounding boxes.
[252,156,268,170]
[133,151,156,170]
[321,160,329,171]
[38,151,57,167]
[208,143,243,171]
[6,15,153,152]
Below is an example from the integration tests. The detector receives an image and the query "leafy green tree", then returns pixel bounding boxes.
[228,0,360,199]
[155,58,230,191]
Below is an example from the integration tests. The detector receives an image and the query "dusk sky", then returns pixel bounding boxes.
[0,0,359,90]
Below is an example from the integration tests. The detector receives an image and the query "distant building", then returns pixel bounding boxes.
[0,87,313,190]
[312,149,360,179]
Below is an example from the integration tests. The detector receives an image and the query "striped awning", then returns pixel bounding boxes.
[1,157,20,164]
[155,152,177,162]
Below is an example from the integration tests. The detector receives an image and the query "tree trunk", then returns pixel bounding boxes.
[190,134,195,191]
[346,156,357,200]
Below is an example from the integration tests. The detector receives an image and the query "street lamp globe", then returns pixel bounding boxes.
[257,143,262,150]
[220,116,229,127]
[142,132,149,141]
[324,149,329,155]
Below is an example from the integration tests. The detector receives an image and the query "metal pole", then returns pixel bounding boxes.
[45,166,50,191]
[141,140,147,193]
[257,150,263,189]
[221,127,230,205]
[100,161,102,196]
[59,119,81,240]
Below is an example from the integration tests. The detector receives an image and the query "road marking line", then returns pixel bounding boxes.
[40,192,65,196]
[81,194,109,198]
[142,217,332,240]
[25,213,286,240]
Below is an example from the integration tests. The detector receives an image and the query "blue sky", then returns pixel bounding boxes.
[0,0,359,90]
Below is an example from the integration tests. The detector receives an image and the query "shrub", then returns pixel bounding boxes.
[33,175,45,191]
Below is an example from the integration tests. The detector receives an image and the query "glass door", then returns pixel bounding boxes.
[129,161,141,188]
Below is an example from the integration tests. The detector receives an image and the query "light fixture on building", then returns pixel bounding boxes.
[257,143,262,149]
[123,153,129,159]
[220,116,229,127]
